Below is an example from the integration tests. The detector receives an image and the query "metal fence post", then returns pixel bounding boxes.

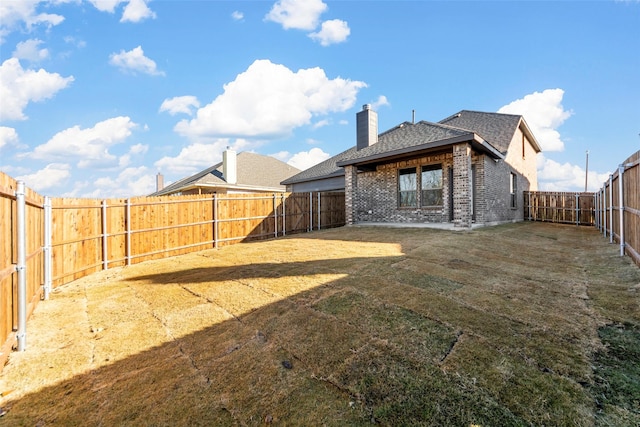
[273,193,278,238]
[618,165,625,256]
[102,200,108,270]
[43,196,52,300]
[575,193,579,226]
[126,198,131,266]
[282,194,286,236]
[317,192,321,230]
[608,174,613,244]
[213,194,218,249]
[16,181,27,351]
[309,192,313,232]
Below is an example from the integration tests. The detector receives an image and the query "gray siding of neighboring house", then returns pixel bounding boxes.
[287,176,345,193]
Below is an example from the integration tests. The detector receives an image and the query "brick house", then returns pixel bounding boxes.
[283,105,541,228]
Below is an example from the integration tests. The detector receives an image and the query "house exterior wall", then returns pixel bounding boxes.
[349,152,454,224]
[480,156,529,223]
[503,125,539,191]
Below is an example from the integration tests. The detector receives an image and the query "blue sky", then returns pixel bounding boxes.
[1,0,638,197]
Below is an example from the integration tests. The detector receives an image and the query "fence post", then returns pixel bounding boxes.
[575,193,579,226]
[618,165,625,256]
[317,192,321,230]
[126,198,131,266]
[282,194,286,236]
[608,174,613,244]
[309,192,313,232]
[273,193,278,238]
[213,194,218,249]
[43,196,52,300]
[16,181,27,351]
[102,200,108,270]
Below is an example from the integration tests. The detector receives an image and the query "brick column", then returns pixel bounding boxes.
[453,143,472,228]
[344,165,357,225]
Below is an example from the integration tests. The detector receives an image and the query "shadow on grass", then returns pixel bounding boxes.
[2,223,638,426]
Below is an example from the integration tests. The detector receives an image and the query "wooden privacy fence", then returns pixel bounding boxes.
[0,170,345,368]
[524,191,595,226]
[594,150,640,266]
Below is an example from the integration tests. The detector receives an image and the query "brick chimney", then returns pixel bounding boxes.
[156,172,164,192]
[356,104,378,151]
[223,147,237,184]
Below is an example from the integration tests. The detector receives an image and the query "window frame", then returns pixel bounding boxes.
[510,172,517,209]
[420,164,444,207]
[398,167,417,208]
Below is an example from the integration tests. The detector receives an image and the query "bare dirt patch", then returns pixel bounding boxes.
[1,222,638,425]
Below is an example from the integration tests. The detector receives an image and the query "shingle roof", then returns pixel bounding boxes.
[338,121,474,164]
[438,110,522,154]
[282,109,535,185]
[281,146,357,185]
[151,152,300,196]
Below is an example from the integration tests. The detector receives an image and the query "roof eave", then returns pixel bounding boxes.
[518,117,543,152]
[336,133,503,167]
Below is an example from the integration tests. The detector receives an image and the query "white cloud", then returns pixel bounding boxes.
[16,163,71,193]
[81,166,156,198]
[174,59,366,140]
[31,116,138,169]
[312,119,330,129]
[89,0,125,13]
[13,39,49,62]
[287,147,331,170]
[0,126,19,151]
[159,95,200,115]
[0,58,74,121]
[371,95,390,109]
[121,0,156,23]
[498,88,572,152]
[154,140,232,176]
[232,11,244,21]
[0,1,65,43]
[129,143,148,155]
[309,19,350,46]
[265,0,327,30]
[109,46,164,76]
[537,154,611,192]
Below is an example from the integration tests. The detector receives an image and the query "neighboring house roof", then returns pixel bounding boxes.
[282,109,539,186]
[151,151,300,196]
[281,146,356,185]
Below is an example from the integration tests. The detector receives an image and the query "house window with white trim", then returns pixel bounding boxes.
[510,172,517,209]
[421,164,443,206]
[398,168,417,207]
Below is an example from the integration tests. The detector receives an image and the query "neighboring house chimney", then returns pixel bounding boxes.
[156,172,164,192]
[356,104,378,150]
[223,147,237,185]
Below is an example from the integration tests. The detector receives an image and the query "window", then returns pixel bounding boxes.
[510,172,517,208]
[421,164,443,206]
[398,168,417,207]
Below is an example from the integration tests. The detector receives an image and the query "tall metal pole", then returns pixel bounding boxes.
[16,181,27,351]
[584,150,589,192]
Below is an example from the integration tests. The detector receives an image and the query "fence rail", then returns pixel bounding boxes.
[595,150,640,266]
[524,191,595,226]
[1,170,345,369]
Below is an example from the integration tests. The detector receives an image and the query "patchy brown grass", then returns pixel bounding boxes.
[0,222,638,426]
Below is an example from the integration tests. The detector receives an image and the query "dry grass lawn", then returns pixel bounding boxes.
[0,222,638,426]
